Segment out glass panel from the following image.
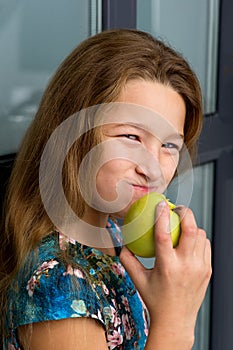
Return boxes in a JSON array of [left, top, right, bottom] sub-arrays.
[[137, 0, 220, 115], [139, 162, 214, 350], [169, 162, 214, 350], [0, 0, 101, 156]]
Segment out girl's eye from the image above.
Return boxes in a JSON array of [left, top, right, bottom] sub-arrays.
[[120, 134, 140, 141], [162, 143, 180, 151]]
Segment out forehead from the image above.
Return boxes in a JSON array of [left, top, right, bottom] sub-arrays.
[[116, 79, 185, 134], [98, 101, 184, 141]]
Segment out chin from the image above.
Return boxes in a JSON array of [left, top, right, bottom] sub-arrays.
[[112, 196, 140, 219]]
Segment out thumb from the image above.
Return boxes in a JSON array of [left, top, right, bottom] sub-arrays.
[[154, 200, 173, 259]]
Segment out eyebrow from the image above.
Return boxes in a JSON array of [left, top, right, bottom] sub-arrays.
[[108, 122, 184, 140], [164, 132, 184, 140]]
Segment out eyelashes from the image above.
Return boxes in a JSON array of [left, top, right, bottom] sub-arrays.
[[162, 143, 180, 151], [119, 135, 182, 152], [119, 134, 140, 142]]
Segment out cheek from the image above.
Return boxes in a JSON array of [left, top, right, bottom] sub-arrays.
[[160, 155, 179, 184], [95, 160, 126, 198], [96, 164, 114, 189]]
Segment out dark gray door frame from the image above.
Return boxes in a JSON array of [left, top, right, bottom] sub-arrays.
[[201, 1, 233, 349]]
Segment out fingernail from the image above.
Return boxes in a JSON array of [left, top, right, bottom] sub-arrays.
[[157, 200, 167, 208], [156, 200, 167, 214]]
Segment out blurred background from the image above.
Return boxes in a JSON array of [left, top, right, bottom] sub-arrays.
[[0, 1, 232, 349]]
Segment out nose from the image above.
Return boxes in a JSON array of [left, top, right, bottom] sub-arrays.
[[135, 161, 163, 182], [135, 147, 164, 184]]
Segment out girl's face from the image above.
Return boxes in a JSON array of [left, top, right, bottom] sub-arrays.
[[90, 80, 186, 219]]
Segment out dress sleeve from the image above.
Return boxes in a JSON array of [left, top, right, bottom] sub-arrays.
[[11, 258, 106, 329]]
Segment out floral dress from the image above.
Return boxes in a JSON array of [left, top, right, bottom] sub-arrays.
[[5, 218, 149, 349]]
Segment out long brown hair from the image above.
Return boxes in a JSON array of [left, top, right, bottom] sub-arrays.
[[0, 28, 203, 338]]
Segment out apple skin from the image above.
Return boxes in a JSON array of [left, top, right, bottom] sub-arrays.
[[122, 192, 180, 258]]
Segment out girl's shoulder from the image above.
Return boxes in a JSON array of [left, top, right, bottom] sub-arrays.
[[7, 229, 149, 349], [8, 232, 98, 321], [8, 228, 124, 327]]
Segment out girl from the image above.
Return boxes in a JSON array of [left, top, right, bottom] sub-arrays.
[[0, 29, 211, 349]]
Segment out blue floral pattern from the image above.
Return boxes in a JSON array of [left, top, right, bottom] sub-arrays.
[[5, 218, 149, 349]]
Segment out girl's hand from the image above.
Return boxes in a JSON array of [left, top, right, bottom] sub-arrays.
[[120, 200, 212, 349]]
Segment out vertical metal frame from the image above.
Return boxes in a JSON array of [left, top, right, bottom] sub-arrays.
[[102, 0, 136, 29], [205, 0, 220, 114], [90, 0, 102, 35], [206, 3, 233, 349], [199, 1, 233, 344], [210, 152, 233, 350]]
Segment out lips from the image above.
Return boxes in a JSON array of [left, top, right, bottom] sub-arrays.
[[131, 177, 166, 195], [132, 184, 155, 193]]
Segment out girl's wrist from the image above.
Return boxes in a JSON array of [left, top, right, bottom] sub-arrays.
[[145, 321, 195, 350], [145, 332, 194, 350]]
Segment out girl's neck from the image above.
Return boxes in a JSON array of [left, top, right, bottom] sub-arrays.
[[81, 208, 109, 228], [60, 209, 118, 256], [81, 210, 117, 256]]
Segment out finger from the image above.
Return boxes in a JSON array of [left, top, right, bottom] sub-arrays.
[[202, 238, 212, 284], [194, 228, 207, 258], [120, 246, 148, 290], [204, 238, 212, 268], [154, 200, 173, 259], [175, 206, 198, 254]]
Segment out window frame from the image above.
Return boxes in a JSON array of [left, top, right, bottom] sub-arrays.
[[102, 1, 233, 349]]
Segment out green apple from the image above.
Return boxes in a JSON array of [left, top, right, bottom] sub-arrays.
[[122, 192, 180, 258]]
